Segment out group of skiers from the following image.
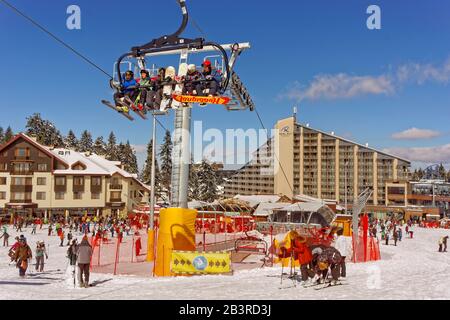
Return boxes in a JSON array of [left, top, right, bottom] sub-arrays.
[[277, 228, 352, 287], [113, 60, 222, 113]]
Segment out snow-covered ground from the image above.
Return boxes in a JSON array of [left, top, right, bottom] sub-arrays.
[[1, 225, 449, 300]]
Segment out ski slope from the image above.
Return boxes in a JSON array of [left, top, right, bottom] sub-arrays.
[[0, 226, 449, 300]]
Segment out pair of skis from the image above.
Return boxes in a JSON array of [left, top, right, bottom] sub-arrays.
[[101, 96, 147, 122]]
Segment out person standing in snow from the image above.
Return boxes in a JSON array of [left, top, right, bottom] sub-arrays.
[[333, 229, 352, 278], [76, 236, 93, 288], [393, 226, 398, 246], [385, 229, 390, 245], [59, 230, 65, 247], [0, 227, 9, 247], [67, 231, 73, 246], [35, 241, 48, 272], [397, 227, 402, 242], [439, 236, 449, 252], [13, 236, 32, 277]]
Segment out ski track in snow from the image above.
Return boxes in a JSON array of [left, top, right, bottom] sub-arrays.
[[0, 227, 449, 300]]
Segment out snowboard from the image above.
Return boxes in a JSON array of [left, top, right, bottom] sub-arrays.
[[101, 100, 134, 121], [123, 95, 148, 120], [172, 94, 231, 105], [159, 66, 176, 112], [171, 63, 189, 109]]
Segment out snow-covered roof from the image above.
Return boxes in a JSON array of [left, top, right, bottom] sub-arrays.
[[276, 202, 326, 213], [253, 202, 292, 217], [47, 148, 149, 191], [233, 195, 281, 207]]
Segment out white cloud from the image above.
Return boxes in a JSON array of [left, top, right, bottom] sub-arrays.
[[285, 56, 450, 102], [391, 128, 441, 140], [396, 58, 450, 85], [285, 74, 394, 101], [383, 144, 450, 164]]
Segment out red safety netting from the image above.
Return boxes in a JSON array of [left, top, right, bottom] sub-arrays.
[[90, 228, 152, 277], [352, 214, 381, 263]]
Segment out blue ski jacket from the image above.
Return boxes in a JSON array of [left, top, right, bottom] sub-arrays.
[[122, 78, 137, 94]]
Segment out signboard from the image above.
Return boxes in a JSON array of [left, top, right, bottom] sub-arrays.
[[171, 251, 231, 275]]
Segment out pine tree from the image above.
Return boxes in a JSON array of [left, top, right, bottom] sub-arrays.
[[197, 159, 219, 202], [4, 126, 14, 143], [78, 130, 93, 153], [0, 127, 4, 144], [65, 130, 78, 150], [159, 130, 173, 194], [188, 160, 200, 201], [438, 163, 446, 180], [25, 113, 63, 147], [125, 141, 139, 174], [142, 140, 161, 183], [93, 136, 107, 156], [106, 132, 118, 161]]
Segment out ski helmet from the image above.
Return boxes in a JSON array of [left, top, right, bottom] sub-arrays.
[[125, 70, 134, 77], [140, 69, 149, 76], [188, 64, 196, 73], [202, 60, 212, 67]]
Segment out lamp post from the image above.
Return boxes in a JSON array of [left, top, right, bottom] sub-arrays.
[[147, 111, 166, 262]]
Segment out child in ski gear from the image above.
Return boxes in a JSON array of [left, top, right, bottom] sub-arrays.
[[13, 237, 32, 277], [292, 236, 312, 283], [35, 241, 48, 272], [199, 60, 222, 96], [136, 69, 151, 111], [313, 246, 342, 284], [183, 64, 203, 96], [76, 236, 93, 288], [31, 223, 36, 234], [114, 70, 138, 111]]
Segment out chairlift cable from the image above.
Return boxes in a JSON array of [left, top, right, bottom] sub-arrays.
[[0, 0, 112, 79]]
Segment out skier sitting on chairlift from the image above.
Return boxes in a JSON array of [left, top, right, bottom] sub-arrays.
[[113, 70, 138, 112], [199, 60, 222, 96], [182, 64, 203, 96], [135, 69, 151, 111]]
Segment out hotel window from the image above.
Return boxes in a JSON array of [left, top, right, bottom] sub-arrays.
[[0, 177, 6, 185], [13, 162, 32, 174], [37, 177, 46, 186], [11, 192, 31, 201], [91, 177, 102, 186], [37, 163, 48, 172], [36, 192, 46, 200], [55, 192, 65, 200], [0, 163, 7, 171], [74, 177, 84, 186], [0, 192, 6, 200], [110, 191, 121, 200], [11, 177, 32, 186], [73, 192, 83, 200], [55, 177, 66, 186], [111, 177, 120, 185], [15, 148, 30, 157], [91, 193, 100, 200]]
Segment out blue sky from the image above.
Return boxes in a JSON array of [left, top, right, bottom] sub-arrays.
[[1, 0, 450, 169]]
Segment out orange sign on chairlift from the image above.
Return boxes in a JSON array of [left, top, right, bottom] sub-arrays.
[[172, 94, 231, 105]]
